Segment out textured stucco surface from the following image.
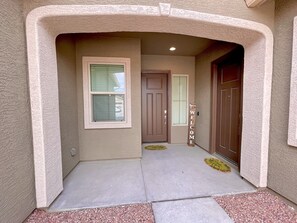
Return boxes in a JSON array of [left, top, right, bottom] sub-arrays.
[[141, 55, 195, 144], [195, 42, 238, 151], [23, 0, 275, 30], [26, 17, 64, 207], [25, 4, 273, 207], [268, 0, 297, 204], [76, 35, 142, 161], [56, 35, 80, 178], [288, 17, 297, 146], [0, 0, 36, 222]]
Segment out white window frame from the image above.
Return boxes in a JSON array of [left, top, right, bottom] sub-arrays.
[[288, 17, 297, 147], [82, 57, 131, 129], [172, 74, 189, 126]]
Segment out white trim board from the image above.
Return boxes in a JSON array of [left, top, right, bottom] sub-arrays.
[[26, 3, 273, 207]]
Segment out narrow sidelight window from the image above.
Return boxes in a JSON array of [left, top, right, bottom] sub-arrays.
[[172, 75, 188, 126]]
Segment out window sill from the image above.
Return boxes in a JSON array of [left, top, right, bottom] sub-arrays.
[[172, 124, 188, 127], [84, 122, 132, 129]]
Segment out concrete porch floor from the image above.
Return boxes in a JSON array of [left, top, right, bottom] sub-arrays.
[[49, 144, 255, 213]]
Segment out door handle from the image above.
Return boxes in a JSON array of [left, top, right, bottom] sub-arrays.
[[164, 110, 167, 125]]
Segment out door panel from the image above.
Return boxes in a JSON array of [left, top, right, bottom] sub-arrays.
[[146, 93, 153, 135], [156, 93, 163, 135], [216, 52, 243, 164], [142, 73, 168, 142], [230, 87, 240, 153], [219, 89, 229, 149]]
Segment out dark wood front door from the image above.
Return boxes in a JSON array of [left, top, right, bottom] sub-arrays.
[[216, 49, 243, 164], [141, 72, 168, 142]]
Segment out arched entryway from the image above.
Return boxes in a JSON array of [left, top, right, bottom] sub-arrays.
[[26, 3, 273, 207]]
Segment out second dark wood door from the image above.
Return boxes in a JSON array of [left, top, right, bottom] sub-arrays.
[[141, 73, 168, 142], [216, 50, 243, 164]]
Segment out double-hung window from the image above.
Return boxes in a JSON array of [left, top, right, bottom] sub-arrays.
[[83, 57, 131, 129]]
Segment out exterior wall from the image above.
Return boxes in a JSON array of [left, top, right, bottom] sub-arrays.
[[0, 0, 36, 222], [25, 4, 274, 206], [23, 0, 275, 30], [56, 35, 80, 177], [76, 35, 142, 161], [268, 0, 297, 204], [142, 55, 195, 144], [195, 42, 238, 151]]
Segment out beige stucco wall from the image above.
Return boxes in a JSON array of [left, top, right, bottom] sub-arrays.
[[56, 35, 80, 177], [268, 0, 297, 204], [23, 0, 275, 30], [0, 0, 36, 222], [75, 35, 142, 161], [142, 55, 195, 144], [195, 42, 238, 151]]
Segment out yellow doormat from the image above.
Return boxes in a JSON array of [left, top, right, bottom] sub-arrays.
[[204, 158, 231, 172], [144, 145, 167, 150]]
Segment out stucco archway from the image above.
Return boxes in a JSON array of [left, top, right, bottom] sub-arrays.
[[26, 3, 273, 208]]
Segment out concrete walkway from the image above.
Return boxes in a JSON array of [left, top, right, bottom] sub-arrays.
[[49, 144, 255, 222], [153, 198, 233, 223]]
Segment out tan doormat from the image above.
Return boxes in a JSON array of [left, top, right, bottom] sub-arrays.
[[204, 158, 231, 172], [144, 145, 167, 150]]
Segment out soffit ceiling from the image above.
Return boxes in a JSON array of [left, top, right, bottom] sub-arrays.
[[96, 32, 218, 57]]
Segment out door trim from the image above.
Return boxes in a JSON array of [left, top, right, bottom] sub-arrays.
[[141, 70, 171, 143], [210, 47, 244, 166]]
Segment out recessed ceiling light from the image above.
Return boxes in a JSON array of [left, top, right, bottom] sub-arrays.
[[169, 47, 176, 51]]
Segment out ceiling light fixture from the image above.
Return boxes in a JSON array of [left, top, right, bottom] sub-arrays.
[[169, 47, 176, 51]]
